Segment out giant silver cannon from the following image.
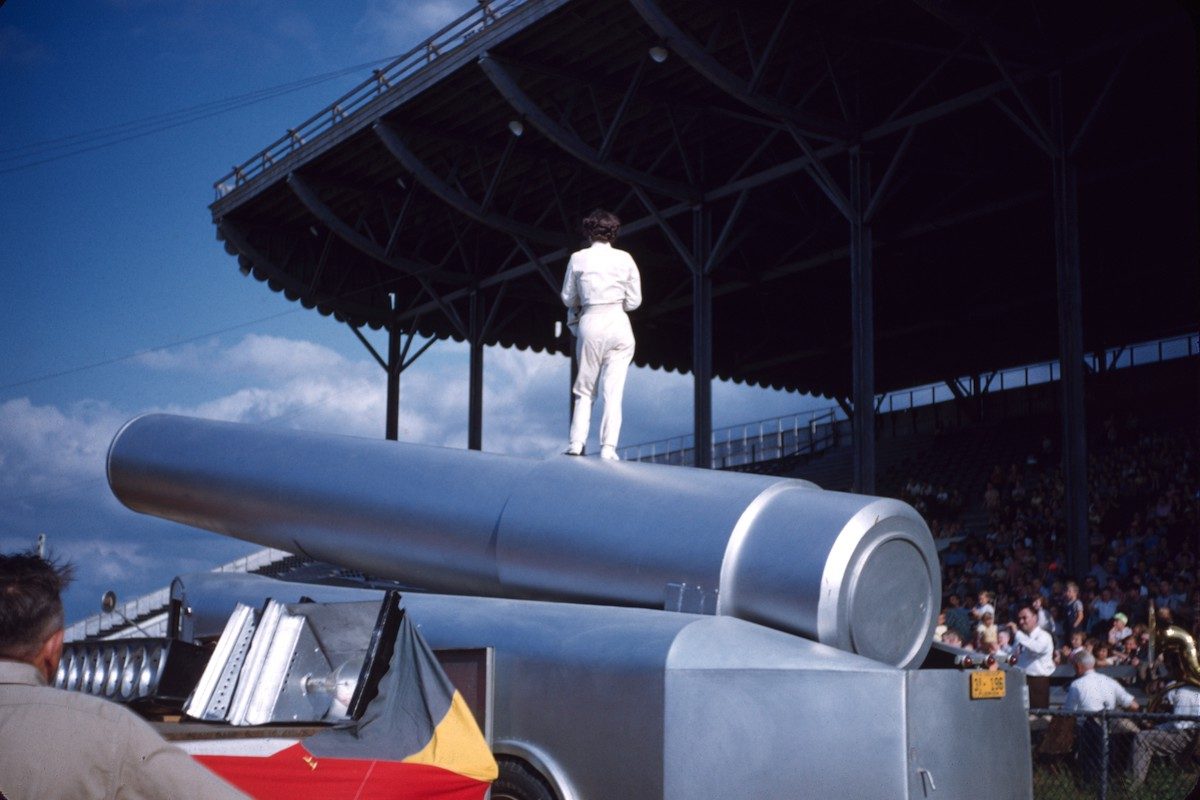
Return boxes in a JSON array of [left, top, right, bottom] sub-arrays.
[[108, 413, 938, 668]]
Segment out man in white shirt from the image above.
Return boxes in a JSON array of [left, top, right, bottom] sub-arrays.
[[1065, 650, 1140, 783], [1064, 650, 1140, 715], [1129, 682, 1200, 786], [1009, 605, 1056, 709], [561, 209, 642, 461]]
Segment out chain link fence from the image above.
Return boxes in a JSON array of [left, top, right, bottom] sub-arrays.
[[1031, 709, 1200, 799]]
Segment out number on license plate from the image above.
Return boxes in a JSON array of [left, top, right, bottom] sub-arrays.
[[970, 670, 1006, 700]]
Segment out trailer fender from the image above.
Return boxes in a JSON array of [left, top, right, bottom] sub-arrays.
[[493, 741, 578, 800]]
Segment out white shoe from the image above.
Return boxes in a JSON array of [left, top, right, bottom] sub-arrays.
[[565, 443, 583, 456], [600, 446, 619, 461]]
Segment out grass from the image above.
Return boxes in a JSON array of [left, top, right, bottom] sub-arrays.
[[1033, 761, 1198, 799]]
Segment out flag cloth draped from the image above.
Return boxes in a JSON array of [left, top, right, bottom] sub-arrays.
[[198, 612, 496, 799]]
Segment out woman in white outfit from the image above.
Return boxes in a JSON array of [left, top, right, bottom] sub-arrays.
[[561, 209, 642, 460]]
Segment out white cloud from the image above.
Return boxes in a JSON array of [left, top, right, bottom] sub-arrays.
[[354, 0, 474, 57], [0, 398, 124, 496]]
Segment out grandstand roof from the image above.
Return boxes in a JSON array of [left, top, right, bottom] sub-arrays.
[[210, 0, 1198, 400]]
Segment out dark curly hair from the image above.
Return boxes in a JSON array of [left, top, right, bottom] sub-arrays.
[[0, 551, 74, 660], [582, 209, 621, 243]]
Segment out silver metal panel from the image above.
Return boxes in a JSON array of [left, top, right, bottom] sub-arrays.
[[904, 668, 1033, 800], [169, 575, 1029, 800], [250, 614, 332, 723], [402, 593, 680, 800], [110, 415, 938, 666], [186, 603, 257, 721], [664, 617, 908, 799]]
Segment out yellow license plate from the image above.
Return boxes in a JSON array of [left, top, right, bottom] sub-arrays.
[[970, 670, 1006, 700]]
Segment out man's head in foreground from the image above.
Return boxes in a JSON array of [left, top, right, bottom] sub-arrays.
[[0, 551, 74, 682]]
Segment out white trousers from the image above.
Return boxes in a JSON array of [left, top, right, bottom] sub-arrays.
[[569, 305, 635, 450]]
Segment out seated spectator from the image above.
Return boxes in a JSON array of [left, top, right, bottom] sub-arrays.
[[941, 629, 967, 649], [934, 611, 948, 642], [975, 612, 999, 650], [1060, 631, 1086, 664], [1128, 670, 1200, 787], [945, 594, 972, 643], [971, 590, 995, 622], [1108, 612, 1133, 647], [995, 628, 1014, 657], [1064, 650, 1140, 783], [1091, 588, 1119, 632]]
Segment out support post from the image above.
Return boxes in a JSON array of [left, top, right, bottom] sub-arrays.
[[386, 297, 401, 441], [849, 147, 876, 493], [468, 291, 484, 451], [692, 206, 713, 468], [1050, 74, 1089, 578]]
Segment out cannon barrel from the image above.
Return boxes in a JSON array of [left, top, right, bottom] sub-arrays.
[[108, 414, 939, 667]]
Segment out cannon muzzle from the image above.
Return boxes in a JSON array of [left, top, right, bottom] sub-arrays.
[[108, 414, 939, 667]]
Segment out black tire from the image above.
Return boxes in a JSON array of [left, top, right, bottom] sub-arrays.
[[491, 757, 557, 800]]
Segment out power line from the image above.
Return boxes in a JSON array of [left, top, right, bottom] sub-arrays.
[[0, 309, 301, 392], [0, 56, 399, 175]]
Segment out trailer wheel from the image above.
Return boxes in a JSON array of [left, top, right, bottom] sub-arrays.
[[492, 757, 556, 800]]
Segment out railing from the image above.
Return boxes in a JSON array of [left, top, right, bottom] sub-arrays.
[[214, 0, 530, 199], [620, 332, 1198, 470], [64, 547, 294, 641], [619, 407, 840, 468], [1032, 708, 1200, 800]]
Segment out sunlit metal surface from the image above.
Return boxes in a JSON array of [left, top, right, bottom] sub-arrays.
[[165, 578, 1031, 800], [109, 414, 939, 667]]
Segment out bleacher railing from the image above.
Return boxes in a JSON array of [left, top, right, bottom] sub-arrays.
[[619, 408, 840, 468], [620, 332, 1198, 469], [214, 0, 529, 199], [64, 547, 293, 641]]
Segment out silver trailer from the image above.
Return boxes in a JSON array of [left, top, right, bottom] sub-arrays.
[[109, 414, 1033, 799]]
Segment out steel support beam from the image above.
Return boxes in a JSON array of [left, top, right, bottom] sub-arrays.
[[469, 290, 485, 451], [849, 147, 875, 493], [373, 122, 567, 248], [1050, 74, 1089, 579], [478, 54, 696, 202], [287, 172, 469, 337], [286, 173, 466, 287], [627, 0, 852, 142], [692, 206, 713, 468], [386, 307, 401, 442]]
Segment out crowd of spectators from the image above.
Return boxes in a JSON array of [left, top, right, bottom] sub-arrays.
[[926, 414, 1198, 691]]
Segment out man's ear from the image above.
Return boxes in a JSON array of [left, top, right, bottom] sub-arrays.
[[36, 629, 65, 684]]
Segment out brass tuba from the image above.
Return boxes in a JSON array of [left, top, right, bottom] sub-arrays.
[[1148, 603, 1200, 710]]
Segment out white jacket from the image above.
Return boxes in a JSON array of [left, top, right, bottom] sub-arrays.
[[561, 241, 642, 313]]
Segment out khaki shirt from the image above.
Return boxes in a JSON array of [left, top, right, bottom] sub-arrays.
[[0, 659, 249, 800]]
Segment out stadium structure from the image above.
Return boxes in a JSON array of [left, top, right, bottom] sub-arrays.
[[70, 0, 1198, 636], [54, 7, 1198, 799], [199, 0, 1196, 583]]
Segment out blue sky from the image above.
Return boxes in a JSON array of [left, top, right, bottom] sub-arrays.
[[0, 1, 820, 622]]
